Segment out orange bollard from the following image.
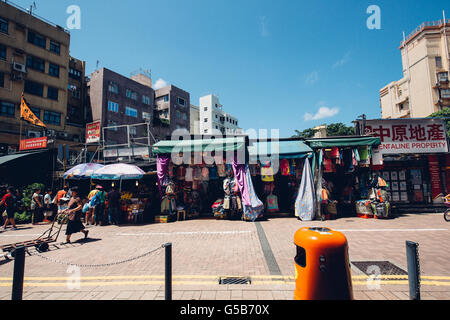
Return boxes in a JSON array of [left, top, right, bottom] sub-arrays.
[[294, 227, 353, 300]]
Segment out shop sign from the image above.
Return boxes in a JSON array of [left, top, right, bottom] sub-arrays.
[[19, 137, 48, 151], [104, 147, 149, 158], [86, 121, 101, 144], [428, 155, 443, 200], [104, 149, 118, 158], [360, 119, 448, 154]]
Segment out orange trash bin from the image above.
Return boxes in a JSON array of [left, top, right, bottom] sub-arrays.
[[294, 227, 353, 300]]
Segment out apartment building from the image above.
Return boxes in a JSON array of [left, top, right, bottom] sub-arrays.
[[380, 18, 450, 119], [67, 57, 90, 132], [190, 104, 200, 135], [199, 94, 241, 135], [88, 68, 155, 147], [0, 1, 87, 154], [153, 85, 190, 141]]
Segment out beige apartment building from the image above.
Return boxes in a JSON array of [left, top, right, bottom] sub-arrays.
[[380, 18, 450, 119], [0, 1, 85, 154]]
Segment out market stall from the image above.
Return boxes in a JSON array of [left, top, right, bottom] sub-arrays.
[[152, 136, 265, 222], [91, 163, 149, 224], [305, 136, 386, 220], [247, 139, 313, 217]]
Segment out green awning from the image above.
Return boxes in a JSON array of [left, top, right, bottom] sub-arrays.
[[306, 136, 381, 149], [248, 140, 313, 160], [0, 151, 46, 166], [152, 137, 246, 154]]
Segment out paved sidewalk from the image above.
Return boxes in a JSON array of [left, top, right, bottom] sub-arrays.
[[0, 213, 448, 300]]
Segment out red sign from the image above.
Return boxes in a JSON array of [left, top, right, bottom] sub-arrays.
[[86, 121, 101, 144], [428, 155, 443, 200], [360, 119, 448, 154], [19, 137, 48, 151]]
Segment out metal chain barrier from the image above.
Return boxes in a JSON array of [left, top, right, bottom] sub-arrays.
[[32, 244, 165, 268]]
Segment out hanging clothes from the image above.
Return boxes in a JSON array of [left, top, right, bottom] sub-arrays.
[[295, 159, 316, 221], [185, 167, 194, 182], [177, 166, 186, 180], [201, 167, 210, 181], [217, 164, 226, 177], [157, 155, 170, 198], [280, 159, 290, 176], [209, 166, 218, 180], [266, 194, 279, 213], [261, 165, 274, 182], [242, 165, 264, 222], [232, 157, 251, 205]]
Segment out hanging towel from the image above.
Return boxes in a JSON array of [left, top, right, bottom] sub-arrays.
[[242, 165, 264, 221], [157, 155, 170, 199]]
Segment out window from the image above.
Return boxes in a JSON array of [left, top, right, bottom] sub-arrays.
[[26, 55, 45, 72], [108, 81, 119, 94], [163, 95, 169, 102], [47, 87, 58, 101], [43, 111, 61, 125], [108, 121, 118, 131], [438, 72, 448, 82], [436, 56, 442, 69], [29, 106, 40, 119], [69, 68, 82, 80], [0, 44, 5, 60], [70, 106, 77, 116], [28, 30, 46, 49], [49, 63, 60, 77], [177, 97, 186, 106], [0, 17, 8, 34], [0, 72, 4, 88], [442, 89, 450, 99], [126, 89, 138, 100], [142, 112, 151, 121], [204, 107, 208, 112], [204, 129, 208, 133], [204, 118, 208, 123], [49, 40, 60, 54], [130, 127, 137, 135], [24, 81, 44, 97], [125, 106, 138, 117], [108, 101, 119, 113], [182, 113, 187, 121], [71, 89, 81, 99], [142, 95, 151, 105], [0, 101, 14, 117]]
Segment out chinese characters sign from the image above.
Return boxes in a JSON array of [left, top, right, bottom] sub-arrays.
[[86, 121, 101, 144], [19, 137, 48, 151], [361, 119, 448, 154]]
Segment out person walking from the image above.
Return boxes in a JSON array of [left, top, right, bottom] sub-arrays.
[[56, 185, 69, 212], [86, 188, 99, 225], [0, 187, 17, 230], [31, 188, 44, 225], [107, 186, 121, 225], [62, 187, 89, 244]]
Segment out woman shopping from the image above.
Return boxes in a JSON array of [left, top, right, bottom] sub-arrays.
[[62, 187, 89, 244]]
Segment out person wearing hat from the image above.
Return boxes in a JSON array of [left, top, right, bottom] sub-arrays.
[[93, 185, 106, 226]]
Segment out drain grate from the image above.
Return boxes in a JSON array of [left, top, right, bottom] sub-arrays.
[[352, 261, 408, 276], [219, 277, 251, 285]]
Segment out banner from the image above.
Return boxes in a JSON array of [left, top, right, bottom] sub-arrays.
[[428, 155, 443, 200], [359, 119, 448, 154], [20, 94, 46, 128], [86, 121, 101, 144], [19, 137, 48, 151]]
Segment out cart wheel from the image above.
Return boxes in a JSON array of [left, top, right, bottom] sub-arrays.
[[10, 250, 15, 258], [36, 243, 49, 253]]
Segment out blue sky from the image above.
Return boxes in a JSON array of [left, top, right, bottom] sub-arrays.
[[11, 0, 450, 137]]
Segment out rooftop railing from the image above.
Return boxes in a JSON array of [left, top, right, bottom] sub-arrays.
[[402, 19, 450, 46]]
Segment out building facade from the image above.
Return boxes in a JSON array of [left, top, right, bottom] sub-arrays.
[[190, 104, 200, 135], [380, 18, 450, 119], [153, 85, 190, 141], [199, 94, 241, 135], [88, 68, 155, 147], [0, 1, 86, 155]]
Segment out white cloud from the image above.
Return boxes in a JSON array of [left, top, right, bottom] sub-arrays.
[[304, 106, 339, 121], [305, 71, 319, 85], [153, 78, 168, 90], [333, 52, 351, 68], [260, 16, 269, 37]]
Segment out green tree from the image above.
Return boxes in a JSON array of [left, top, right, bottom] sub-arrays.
[[293, 123, 355, 138], [292, 128, 316, 139], [429, 107, 450, 137]]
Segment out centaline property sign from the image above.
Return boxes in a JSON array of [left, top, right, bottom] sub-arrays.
[[360, 119, 448, 154]]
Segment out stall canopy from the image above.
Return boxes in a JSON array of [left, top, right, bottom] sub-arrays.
[[91, 163, 145, 180], [152, 137, 246, 154], [248, 140, 313, 160], [63, 163, 105, 180], [306, 136, 381, 149]]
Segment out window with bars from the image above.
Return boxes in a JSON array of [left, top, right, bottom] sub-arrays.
[[125, 106, 138, 117], [26, 55, 45, 72], [28, 30, 46, 49], [108, 101, 119, 113], [43, 110, 61, 125], [108, 81, 119, 94], [49, 40, 60, 55], [0, 101, 14, 117], [49, 63, 60, 77]]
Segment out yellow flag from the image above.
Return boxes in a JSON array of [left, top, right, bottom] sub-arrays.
[[20, 94, 46, 128]]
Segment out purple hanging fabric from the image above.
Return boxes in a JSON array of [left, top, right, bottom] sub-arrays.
[[157, 154, 170, 198], [232, 156, 251, 206]]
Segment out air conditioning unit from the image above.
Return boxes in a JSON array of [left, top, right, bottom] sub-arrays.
[[28, 130, 41, 138], [46, 129, 56, 137], [13, 62, 27, 73]]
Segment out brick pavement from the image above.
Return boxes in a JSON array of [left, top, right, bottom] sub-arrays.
[[0, 213, 448, 300]]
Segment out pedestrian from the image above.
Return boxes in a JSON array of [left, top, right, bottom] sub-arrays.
[[86, 187, 99, 225], [107, 186, 121, 225], [62, 186, 89, 244], [43, 189, 54, 223], [31, 188, 44, 225], [55, 185, 69, 212], [93, 185, 106, 226], [0, 187, 17, 230]]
